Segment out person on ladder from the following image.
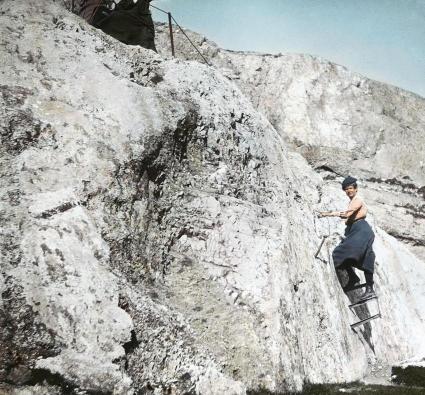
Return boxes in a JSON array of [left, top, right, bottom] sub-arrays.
[[318, 176, 376, 301]]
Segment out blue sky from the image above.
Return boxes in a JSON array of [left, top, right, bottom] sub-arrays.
[[151, 0, 425, 98]]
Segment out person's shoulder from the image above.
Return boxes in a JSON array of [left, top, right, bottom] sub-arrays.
[[354, 195, 365, 204]]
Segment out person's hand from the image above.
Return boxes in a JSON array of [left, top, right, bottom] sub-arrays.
[[317, 211, 325, 218]]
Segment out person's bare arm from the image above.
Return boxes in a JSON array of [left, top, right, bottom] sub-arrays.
[[317, 211, 343, 218], [319, 198, 362, 219], [339, 198, 362, 219]]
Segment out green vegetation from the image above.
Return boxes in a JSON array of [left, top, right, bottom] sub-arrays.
[[248, 382, 425, 395]]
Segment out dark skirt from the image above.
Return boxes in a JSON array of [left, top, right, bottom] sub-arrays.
[[332, 219, 375, 273], [89, 0, 157, 51]]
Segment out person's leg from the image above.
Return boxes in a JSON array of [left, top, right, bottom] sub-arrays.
[[360, 231, 376, 300], [135, 0, 156, 51], [341, 260, 360, 291], [97, 11, 137, 44], [98, 2, 156, 50], [365, 271, 374, 286], [361, 270, 376, 299], [133, 25, 156, 51], [346, 265, 360, 282]]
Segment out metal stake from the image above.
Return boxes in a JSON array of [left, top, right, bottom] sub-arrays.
[[168, 12, 175, 57], [314, 235, 328, 258]]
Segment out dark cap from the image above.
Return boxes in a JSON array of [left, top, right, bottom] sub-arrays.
[[342, 176, 357, 190]]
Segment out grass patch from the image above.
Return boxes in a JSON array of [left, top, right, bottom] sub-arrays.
[[248, 382, 425, 394]]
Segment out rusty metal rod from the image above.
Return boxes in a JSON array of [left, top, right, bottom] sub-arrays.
[[150, 3, 209, 65], [314, 235, 328, 258], [170, 14, 209, 65], [168, 12, 175, 57]]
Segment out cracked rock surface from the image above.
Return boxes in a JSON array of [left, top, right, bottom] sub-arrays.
[[155, 24, 425, 261], [1, 2, 425, 394]]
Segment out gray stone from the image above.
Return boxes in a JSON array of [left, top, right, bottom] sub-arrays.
[[155, 22, 425, 261], [0, 1, 424, 394]]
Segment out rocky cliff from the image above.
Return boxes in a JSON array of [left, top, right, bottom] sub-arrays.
[[156, 24, 425, 262], [1, 2, 425, 394]]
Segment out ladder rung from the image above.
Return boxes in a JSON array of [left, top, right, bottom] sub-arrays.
[[349, 296, 378, 309], [347, 283, 367, 291], [350, 313, 381, 329]]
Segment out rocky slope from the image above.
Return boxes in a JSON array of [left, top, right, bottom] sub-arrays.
[[155, 24, 425, 262], [1, 2, 425, 394]]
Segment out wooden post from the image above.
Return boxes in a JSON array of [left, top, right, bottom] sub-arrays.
[[168, 12, 175, 57]]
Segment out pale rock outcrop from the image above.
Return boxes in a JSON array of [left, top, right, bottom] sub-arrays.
[[155, 23, 425, 261], [0, 2, 424, 394]]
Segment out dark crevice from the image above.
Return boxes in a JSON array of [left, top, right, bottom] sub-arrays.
[[117, 296, 140, 371], [123, 330, 140, 355], [367, 177, 425, 199], [394, 203, 425, 220], [24, 369, 76, 394], [315, 165, 344, 178], [118, 296, 138, 354], [1, 85, 59, 156], [0, 279, 62, 385], [172, 111, 198, 162], [105, 110, 200, 284], [38, 201, 77, 219], [18, 368, 111, 394], [386, 232, 425, 247]]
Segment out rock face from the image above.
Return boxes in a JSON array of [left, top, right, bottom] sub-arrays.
[[155, 23, 425, 262], [1, 1, 425, 394]]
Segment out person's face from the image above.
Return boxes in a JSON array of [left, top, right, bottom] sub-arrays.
[[344, 185, 357, 198]]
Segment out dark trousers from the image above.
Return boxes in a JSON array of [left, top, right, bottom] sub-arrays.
[[340, 259, 374, 285], [92, 0, 156, 51]]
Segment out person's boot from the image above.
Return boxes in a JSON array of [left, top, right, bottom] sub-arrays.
[[343, 273, 361, 292], [360, 284, 376, 300]]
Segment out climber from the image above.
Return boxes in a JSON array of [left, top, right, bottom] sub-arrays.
[[318, 176, 376, 301], [78, 0, 157, 51]]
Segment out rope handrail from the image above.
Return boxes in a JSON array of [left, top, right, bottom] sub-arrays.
[[68, 1, 209, 65], [150, 3, 210, 66], [170, 14, 210, 65], [150, 4, 168, 14]]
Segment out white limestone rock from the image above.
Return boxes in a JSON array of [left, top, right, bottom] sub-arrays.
[[0, 2, 425, 394], [155, 23, 425, 261]]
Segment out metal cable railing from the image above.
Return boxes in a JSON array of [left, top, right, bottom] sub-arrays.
[[150, 3, 210, 66], [69, 1, 210, 65]]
